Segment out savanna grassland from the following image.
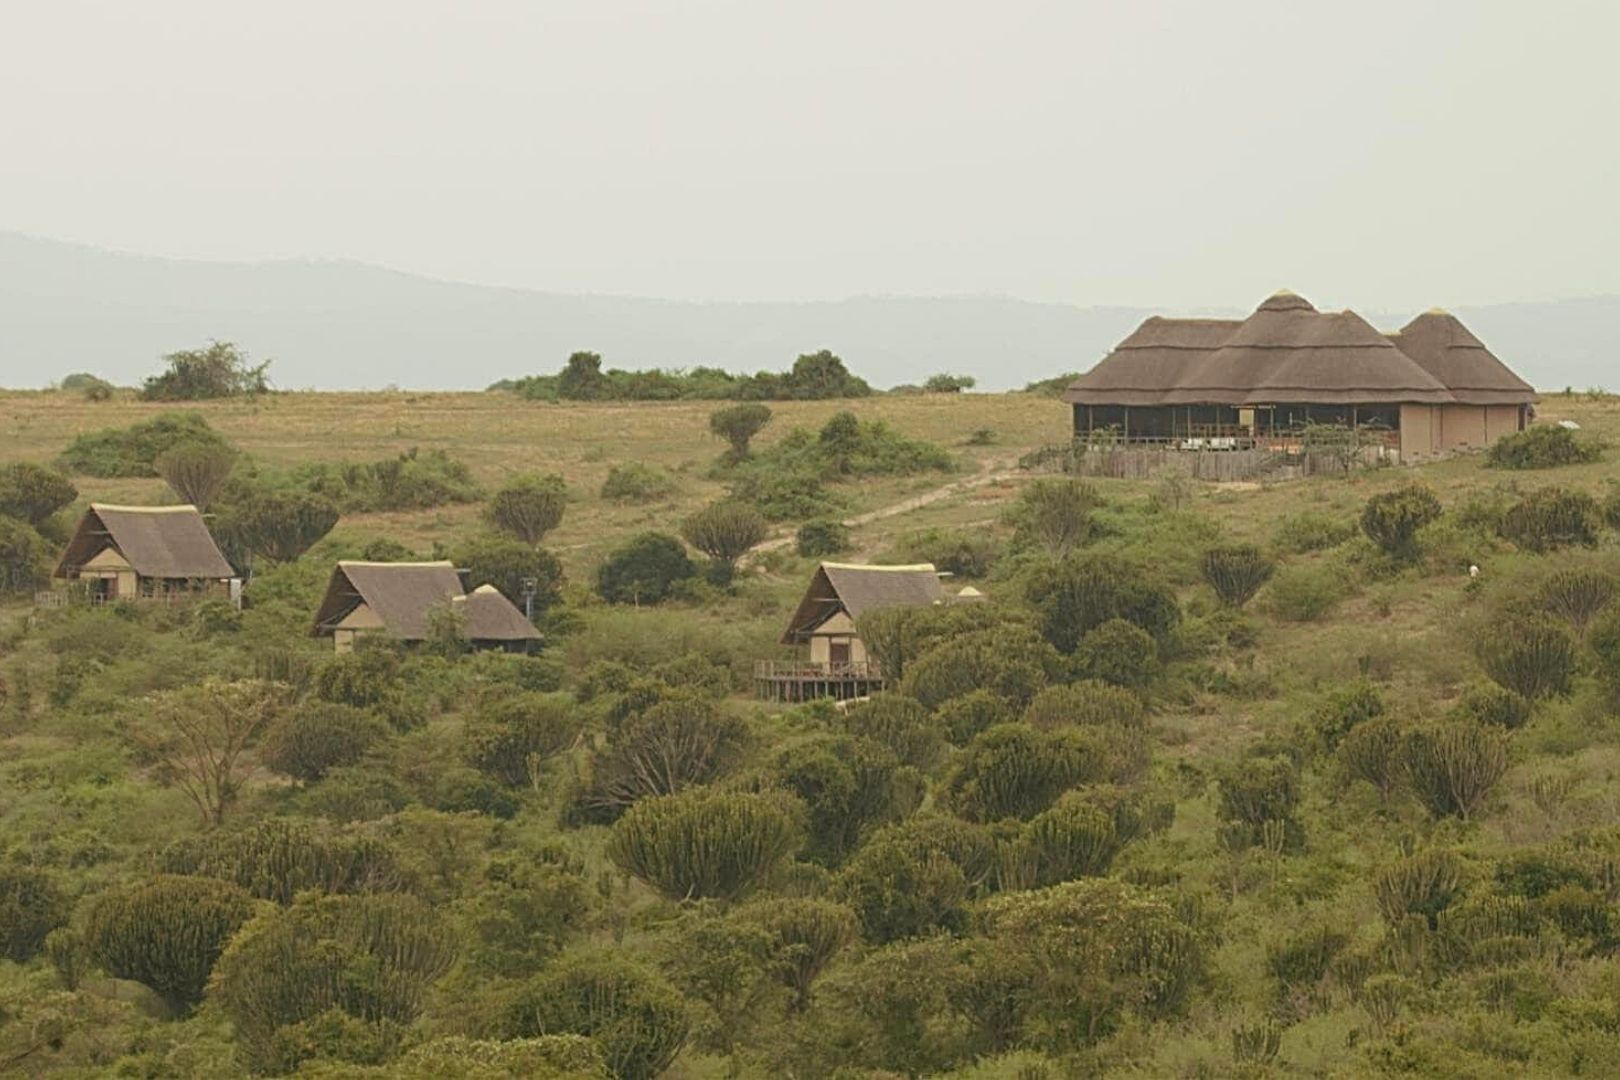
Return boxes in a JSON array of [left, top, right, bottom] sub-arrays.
[[4, 381, 1620, 1079]]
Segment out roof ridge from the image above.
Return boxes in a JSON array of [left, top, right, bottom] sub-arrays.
[[91, 502, 201, 514], [821, 561, 938, 573], [337, 559, 456, 568]]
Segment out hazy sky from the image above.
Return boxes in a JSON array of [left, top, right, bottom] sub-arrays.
[[4, 1, 1616, 308]]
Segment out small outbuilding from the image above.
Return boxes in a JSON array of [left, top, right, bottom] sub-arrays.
[[54, 503, 238, 604], [311, 560, 541, 654], [758, 562, 946, 701]]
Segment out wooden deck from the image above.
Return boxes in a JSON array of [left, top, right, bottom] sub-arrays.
[[755, 660, 886, 703]]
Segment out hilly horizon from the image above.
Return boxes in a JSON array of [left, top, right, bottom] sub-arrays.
[[2, 230, 1615, 394]]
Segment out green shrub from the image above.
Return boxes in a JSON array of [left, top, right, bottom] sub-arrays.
[[838, 693, 946, 770], [1403, 721, 1509, 820], [213, 892, 456, 1074], [770, 735, 923, 866], [596, 532, 697, 605], [681, 500, 768, 585], [836, 815, 997, 942], [0, 462, 77, 526], [141, 340, 269, 401], [83, 874, 255, 1009], [924, 373, 976, 393], [1312, 680, 1385, 749], [1474, 616, 1576, 699], [734, 897, 856, 1009], [1008, 788, 1142, 888], [500, 952, 692, 1080], [0, 516, 50, 595], [725, 460, 836, 521], [1022, 680, 1144, 730], [463, 692, 582, 787], [1268, 925, 1349, 996], [1274, 511, 1356, 554], [154, 441, 237, 510], [0, 865, 66, 962], [261, 703, 389, 783], [1591, 609, 1620, 699], [942, 724, 1109, 822], [1375, 850, 1462, 928], [1073, 618, 1160, 688], [1360, 483, 1443, 560], [1336, 716, 1407, 801], [709, 402, 773, 457], [1024, 553, 1180, 653], [1604, 486, 1620, 531], [1498, 487, 1602, 552], [887, 526, 998, 579], [1448, 683, 1533, 729], [61, 372, 114, 400], [57, 411, 231, 477], [607, 789, 802, 903], [300, 765, 414, 823], [1485, 424, 1602, 469], [937, 690, 1021, 744], [159, 817, 403, 903], [1266, 562, 1347, 622], [289, 447, 480, 512], [456, 857, 595, 976], [601, 462, 679, 503], [1202, 545, 1275, 607], [1536, 567, 1617, 633], [222, 487, 340, 562], [1216, 756, 1299, 834], [1012, 478, 1100, 558], [795, 518, 851, 557], [900, 627, 1057, 710], [581, 692, 749, 820], [486, 473, 567, 544], [453, 535, 564, 620]]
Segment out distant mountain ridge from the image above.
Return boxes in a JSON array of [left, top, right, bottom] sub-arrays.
[[0, 231, 1612, 393]]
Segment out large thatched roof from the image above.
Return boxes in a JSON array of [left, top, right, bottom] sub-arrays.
[[780, 562, 943, 645], [312, 561, 540, 643], [1387, 310, 1538, 405], [1063, 291, 1533, 408], [55, 503, 234, 580]]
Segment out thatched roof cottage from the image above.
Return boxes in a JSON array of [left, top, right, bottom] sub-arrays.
[[54, 503, 237, 604], [312, 560, 541, 653]]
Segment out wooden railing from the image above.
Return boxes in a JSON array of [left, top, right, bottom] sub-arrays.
[[754, 660, 884, 681]]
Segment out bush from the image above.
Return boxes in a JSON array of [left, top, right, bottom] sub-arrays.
[[1592, 609, 1620, 699], [887, 526, 998, 579], [601, 462, 678, 503], [709, 402, 773, 458], [596, 532, 697, 605], [581, 693, 750, 819], [1266, 563, 1347, 622], [159, 817, 403, 903], [1073, 618, 1160, 688], [1216, 757, 1299, 833], [486, 473, 567, 544], [500, 952, 692, 1080], [61, 372, 114, 400], [83, 874, 255, 1009], [1376, 850, 1462, 929], [1498, 487, 1602, 552], [942, 724, 1109, 822], [212, 892, 456, 1074], [1337, 715, 1407, 801], [1449, 683, 1533, 730], [1274, 511, 1356, 554], [734, 897, 856, 1009], [1022, 680, 1144, 731], [141, 340, 269, 400], [0, 865, 66, 962], [725, 460, 835, 521], [900, 626, 1057, 710], [1013, 478, 1100, 558], [1202, 545, 1275, 607], [838, 693, 946, 770], [1536, 567, 1617, 633], [292, 448, 480, 512], [924, 373, 976, 393], [1360, 484, 1443, 560], [463, 692, 582, 787], [1025, 553, 1180, 653], [938, 690, 1020, 744], [223, 487, 340, 563], [453, 535, 564, 619], [836, 815, 997, 942], [1009, 789, 1142, 888], [57, 411, 231, 478], [1403, 721, 1509, 820], [0, 516, 51, 595], [0, 462, 77, 526], [154, 441, 237, 510], [1485, 424, 1602, 469], [795, 518, 851, 558], [607, 789, 802, 903], [1312, 680, 1385, 750], [262, 703, 390, 782], [1474, 616, 1576, 699], [771, 735, 923, 866], [681, 500, 768, 584]]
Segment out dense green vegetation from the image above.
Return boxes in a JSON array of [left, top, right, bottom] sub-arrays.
[[7, 389, 1620, 1077], [492, 349, 872, 402]]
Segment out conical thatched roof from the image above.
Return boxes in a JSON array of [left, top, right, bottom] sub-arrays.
[[454, 585, 543, 642], [780, 562, 943, 645], [55, 503, 234, 580], [1386, 311, 1537, 405], [1063, 291, 1526, 408]]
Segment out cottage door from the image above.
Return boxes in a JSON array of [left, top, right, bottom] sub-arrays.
[[829, 640, 851, 669]]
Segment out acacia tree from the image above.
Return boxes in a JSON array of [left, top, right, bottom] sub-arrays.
[[486, 473, 567, 544], [154, 441, 237, 510], [0, 462, 77, 526], [141, 340, 270, 401], [709, 403, 773, 459], [681, 500, 768, 584], [128, 679, 285, 826]]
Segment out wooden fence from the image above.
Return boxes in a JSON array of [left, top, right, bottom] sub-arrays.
[[1020, 441, 1399, 482]]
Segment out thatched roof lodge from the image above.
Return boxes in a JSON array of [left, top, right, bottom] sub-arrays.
[[1063, 291, 1536, 458], [312, 560, 540, 654], [54, 503, 237, 603]]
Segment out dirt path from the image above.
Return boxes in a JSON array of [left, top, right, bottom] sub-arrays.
[[749, 455, 1024, 559]]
